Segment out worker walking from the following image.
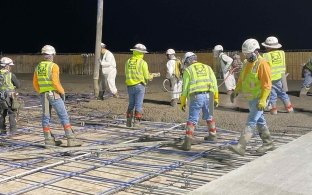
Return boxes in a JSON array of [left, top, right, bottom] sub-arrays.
[[125, 43, 153, 127], [229, 38, 274, 156], [299, 57, 312, 96], [179, 52, 219, 151], [33, 45, 82, 148], [165, 48, 183, 107], [99, 43, 119, 99], [213, 45, 236, 94], [262, 36, 294, 114], [0, 57, 20, 136]]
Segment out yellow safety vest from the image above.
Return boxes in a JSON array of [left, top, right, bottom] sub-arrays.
[[185, 62, 215, 94], [35, 61, 56, 93], [174, 59, 182, 79], [263, 50, 285, 81], [305, 61, 312, 71], [240, 58, 264, 100], [0, 70, 14, 91], [125, 57, 146, 86]]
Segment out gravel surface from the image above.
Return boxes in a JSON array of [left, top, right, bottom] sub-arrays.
[[17, 74, 312, 134]]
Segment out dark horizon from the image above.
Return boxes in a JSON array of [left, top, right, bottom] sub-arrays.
[[1, 0, 312, 54]]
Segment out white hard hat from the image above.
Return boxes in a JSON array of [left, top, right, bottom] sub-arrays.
[[166, 48, 175, 55], [101, 43, 106, 48], [262, 36, 282, 49], [130, 43, 148, 53], [183, 51, 197, 66], [184, 52, 196, 59], [242, 38, 260, 53], [213, 45, 223, 52], [41, 45, 56, 55], [0, 57, 14, 67]]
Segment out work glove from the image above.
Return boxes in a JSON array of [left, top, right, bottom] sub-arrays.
[[61, 93, 66, 102], [179, 95, 187, 112], [214, 92, 219, 107], [257, 89, 270, 111], [230, 92, 238, 103]]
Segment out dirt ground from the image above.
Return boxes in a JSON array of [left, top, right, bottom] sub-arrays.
[[17, 73, 312, 134]]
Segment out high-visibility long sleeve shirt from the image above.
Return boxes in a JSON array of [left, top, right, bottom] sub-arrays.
[[236, 57, 272, 93], [33, 63, 65, 94]]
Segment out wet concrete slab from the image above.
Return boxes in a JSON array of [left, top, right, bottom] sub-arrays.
[[188, 131, 312, 195]]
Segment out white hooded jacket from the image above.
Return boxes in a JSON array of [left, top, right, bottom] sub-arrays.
[[101, 50, 117, 74]]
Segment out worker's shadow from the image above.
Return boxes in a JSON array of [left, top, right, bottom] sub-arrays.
[[287, 90, 312, 97], [143, 99, 171, 105]]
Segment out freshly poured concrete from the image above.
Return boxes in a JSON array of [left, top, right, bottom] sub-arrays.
[[189, 131, 312, 195]]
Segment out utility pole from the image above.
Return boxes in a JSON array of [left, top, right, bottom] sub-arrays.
[[93, 0, 103, 98]]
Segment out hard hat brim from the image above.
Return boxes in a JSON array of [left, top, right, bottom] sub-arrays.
[[261, 42, 282, 49], [130, 48, 148, 53]]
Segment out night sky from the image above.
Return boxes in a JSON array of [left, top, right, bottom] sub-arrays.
[[1, 0, 312, 53]]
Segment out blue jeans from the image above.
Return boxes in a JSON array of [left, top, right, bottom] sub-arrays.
[[40, 92, 70, 127], [303, 69, 312, 88], [127, 84, 145, 113], [188, 93, 213, 125], [247, 98, 266, 128], [268, 79, 290, 106]]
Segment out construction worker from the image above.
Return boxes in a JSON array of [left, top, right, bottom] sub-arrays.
[[213, 45, 236, 94], [229, 38, 274, 156], [165, 48, 182, 107], [125, 43, 153, 127], [179, 52, 219, 151], [33, 45, 82, 148], [0, 57, 20, 136], [299, 57, 312, 96], [99, 43, 119, 99], [262, 36, 294, 114]]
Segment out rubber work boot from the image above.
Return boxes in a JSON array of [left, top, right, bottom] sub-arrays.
[[170, 98, 178, 107], [270, 106, 278, 115], [256, 126, 274, 153], [126, 110, 134, 127], [204, 131, 217, 141], [283, 100, 294, 113], [204, 119, 217, 141], [44, 132, 62, 148], [181, 122, 195, 151], [299, 87, 310, 97], [98, 90, 104, 100], [66, 134, 82, 147], [113, 92, 119, 98], [228, 128, 253, 156], [65, 127, 82, 147], [134, 111, 142, 127]]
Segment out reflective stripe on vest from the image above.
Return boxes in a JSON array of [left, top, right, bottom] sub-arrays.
[[35, 61, 56, 93], [185, 62, 214, 94], [263, 50, 285, 81], [125, 58, 145, 86], [0, 70, 14, 91], [241, 58, 263, 100]]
